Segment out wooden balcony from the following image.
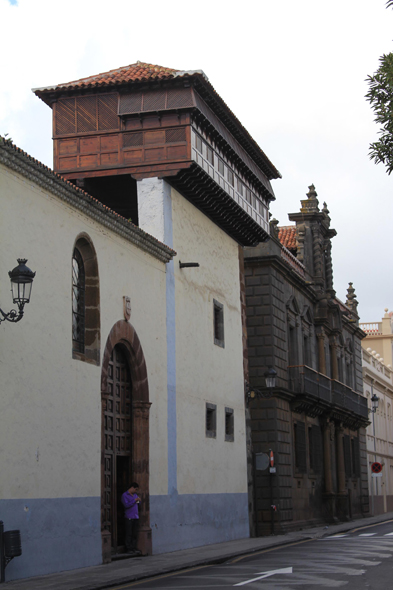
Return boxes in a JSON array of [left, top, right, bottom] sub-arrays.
[[288, 365, 369, 428]]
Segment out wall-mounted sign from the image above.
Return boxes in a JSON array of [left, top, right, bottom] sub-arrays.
[[371, 462, 382, 474], [255, 452, 269, 471], [123, 296, 131, 321]]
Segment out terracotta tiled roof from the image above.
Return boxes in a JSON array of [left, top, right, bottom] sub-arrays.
[[278, 225, 297, 252], [34, 62, 187, 93]]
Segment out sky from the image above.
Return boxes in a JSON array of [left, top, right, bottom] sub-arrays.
[[1, 0, 392, 323]]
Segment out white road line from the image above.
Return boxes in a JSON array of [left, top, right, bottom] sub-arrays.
[[384, 532, 393, 536], [234, 567, 293, 586], [359, 533, 377, 536], [326, 534, 349, 538]]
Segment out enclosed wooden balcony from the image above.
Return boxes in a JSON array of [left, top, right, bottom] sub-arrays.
[[288, 365, 368, 427]]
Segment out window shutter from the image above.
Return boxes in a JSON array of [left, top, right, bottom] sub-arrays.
[[311, 425, 323, 474], [295, 422, 307, 473], [343, 435, 351, 478]]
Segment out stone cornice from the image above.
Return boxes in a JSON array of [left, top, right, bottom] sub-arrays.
[[245, 253, 316, 299], [0, 140, 176, 264]]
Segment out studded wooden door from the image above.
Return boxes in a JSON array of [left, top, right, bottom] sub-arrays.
[[103, 344, 132, 553]]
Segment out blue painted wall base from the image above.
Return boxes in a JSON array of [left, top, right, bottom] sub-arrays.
[[150, 492, 249, 554], [0, 497, 102, 581]]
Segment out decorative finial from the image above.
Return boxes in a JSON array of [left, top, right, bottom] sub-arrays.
[[346, 282, 358, 313], [307, 184, 317, 199], [322, 202, 329, 214], [270, 218, 279, 239]]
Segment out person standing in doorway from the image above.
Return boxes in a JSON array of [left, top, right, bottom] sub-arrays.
[[121, 482, 141, 555]]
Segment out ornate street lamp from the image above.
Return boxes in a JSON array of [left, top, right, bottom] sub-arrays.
[[370, 393, 379, 414], [264, 366, 277, 391], [0, 259, 36, 324], [246, 366, 277, 400]]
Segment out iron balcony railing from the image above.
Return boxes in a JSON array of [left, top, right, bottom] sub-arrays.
[[288, 365, 368, 420]]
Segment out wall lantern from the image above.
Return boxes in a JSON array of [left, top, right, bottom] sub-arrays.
[[0, 259, 36, 325], [246, 366, 277, 400], [370, 393, 379, 414], [264, 366, 277, 390]]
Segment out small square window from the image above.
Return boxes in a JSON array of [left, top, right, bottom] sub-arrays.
[[213, 299, 224, 348], [206, 403, 217, 438], [225, 407, 234, 442]]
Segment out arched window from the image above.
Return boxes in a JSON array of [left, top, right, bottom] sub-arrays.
[[72, 234, 100, 365], [72, 248, 85, 353]]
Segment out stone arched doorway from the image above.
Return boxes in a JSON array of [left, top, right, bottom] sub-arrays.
[[101, 320, 152, 562]]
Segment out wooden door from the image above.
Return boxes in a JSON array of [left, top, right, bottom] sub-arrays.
[[103, 344, 132, 553]]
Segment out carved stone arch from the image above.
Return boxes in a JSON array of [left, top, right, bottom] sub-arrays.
[[72, 232, 100, 365], [101, 320, 149, 402], [101, 320, 152, 562], [286, 294, 300, 316], [301, 305, 313, 325]]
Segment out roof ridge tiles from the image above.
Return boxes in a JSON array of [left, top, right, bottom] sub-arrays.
[[49, 62, 178, 90]]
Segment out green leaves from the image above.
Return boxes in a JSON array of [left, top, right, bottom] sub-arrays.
[[366, 53, 393, 174]]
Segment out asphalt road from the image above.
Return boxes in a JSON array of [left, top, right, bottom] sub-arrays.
[[111, 519, 393, 589]]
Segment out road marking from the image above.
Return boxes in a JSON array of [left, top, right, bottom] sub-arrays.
[[360, 533, 377, 536], [326, 534, 349, 538], [351, 519, 393, 533], [385, 532, 393, 536], [234, 566, 293, 586]]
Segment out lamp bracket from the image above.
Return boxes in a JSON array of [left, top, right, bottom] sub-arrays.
[[0, 304, 24, 324], [245, 381, 273, 400]]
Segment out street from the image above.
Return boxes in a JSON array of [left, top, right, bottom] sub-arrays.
[[113, 520, 393, 589]]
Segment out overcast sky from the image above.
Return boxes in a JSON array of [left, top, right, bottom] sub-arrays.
[[1, 0, 392, 323]]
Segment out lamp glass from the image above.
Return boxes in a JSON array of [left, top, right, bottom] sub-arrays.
[[264, 366, 277, 389], [11, 279, 33, 304]]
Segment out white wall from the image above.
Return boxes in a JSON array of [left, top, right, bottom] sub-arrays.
[[170, 187, 248, 495], [0, 164, 168, 501]]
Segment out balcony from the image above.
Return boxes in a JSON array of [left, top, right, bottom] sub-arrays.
[[288, 365, 369, 428]]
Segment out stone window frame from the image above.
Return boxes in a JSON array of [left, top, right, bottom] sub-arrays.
[[72, 233, 100, 365], [225, 407, 234, 442], [301, 306, 314, 369], [293, 420, 307, 474], [287, 296, 300, 368], [206, 402, 217, 438]]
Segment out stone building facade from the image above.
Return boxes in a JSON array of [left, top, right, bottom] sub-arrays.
[[244, 186, 369, 535], [0, 62, 281, 581], [361, 311, 393, 515]]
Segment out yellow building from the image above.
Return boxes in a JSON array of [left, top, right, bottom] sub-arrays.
[[361, 310, 393, 514]]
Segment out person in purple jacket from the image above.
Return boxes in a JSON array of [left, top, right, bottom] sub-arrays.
[[121, 482, 141, 555]]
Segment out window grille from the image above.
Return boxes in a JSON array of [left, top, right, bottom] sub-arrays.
[[72, 248, 85, 353], [225, 407, 234, 442], [206, 403, 217, 438], [213, 299, 224, 348]]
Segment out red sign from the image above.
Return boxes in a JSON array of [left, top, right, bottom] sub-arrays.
[[270, 450, 274, 467], [371, 462, 382, 474]]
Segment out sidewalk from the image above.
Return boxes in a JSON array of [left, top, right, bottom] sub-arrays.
[[3, 512, 393, 590]]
